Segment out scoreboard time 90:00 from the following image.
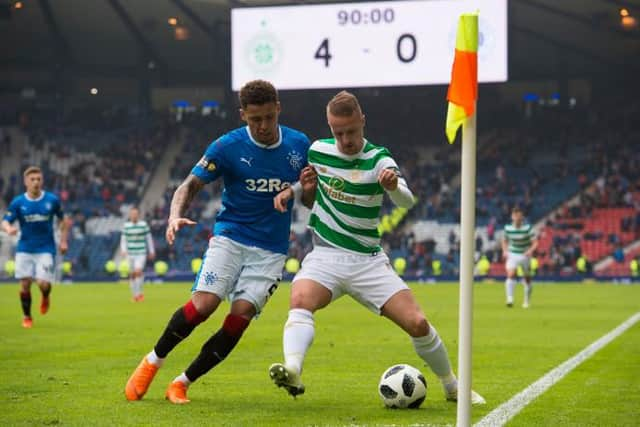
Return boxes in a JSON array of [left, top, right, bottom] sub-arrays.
[[231, 0, 508, 90]]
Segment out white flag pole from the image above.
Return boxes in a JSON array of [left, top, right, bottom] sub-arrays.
[[456, 105, 477, 427]]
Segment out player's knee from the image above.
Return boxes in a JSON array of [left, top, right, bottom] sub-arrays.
[[191, 292, 220, 318], [289, 290, 309, 309], [290, 281, 329, 311], [406, 315, 428, 337], [222, 314, 251, 337]]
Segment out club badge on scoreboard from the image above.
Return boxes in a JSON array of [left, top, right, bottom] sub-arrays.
[[245, 30, 282, 74]]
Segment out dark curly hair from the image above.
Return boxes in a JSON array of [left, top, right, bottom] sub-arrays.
[[238, 80, 278, 109]]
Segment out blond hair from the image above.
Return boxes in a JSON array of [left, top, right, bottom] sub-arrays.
[[23, 166, 42, 177], [327, 90, 362, 117]]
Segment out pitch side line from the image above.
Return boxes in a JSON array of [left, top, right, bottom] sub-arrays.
[[475, 311, 640, 427]]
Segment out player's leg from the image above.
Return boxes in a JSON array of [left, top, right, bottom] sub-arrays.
[[125, 291, 220, 401], [132, 270, 143, 301], [127, 257, 136, 299], [381, 289, 485, 404], [270, 247, 336, 397], [505, 254, 517, 307], [19, 278, 33, 328], [125, 237, 239, 401], [15, 253, 35, 327], [36, 280, 52, 314], [133, 255, 146, 301], [34, 253, 55, 315], [166, 299, 253, 404], [137, 268, 145, 301], [166, 243, 285, 403], [522, 272, 532, 308]]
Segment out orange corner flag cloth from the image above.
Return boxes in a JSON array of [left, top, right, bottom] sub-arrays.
[[445, 13, 478, 144]]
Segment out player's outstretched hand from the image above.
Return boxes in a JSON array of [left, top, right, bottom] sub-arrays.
[[378, 168, 399, 191], [59, 240, 68, 255], [148, 252, 156, 261], [166, 217, 197, 245], [300, 166, 318, 192], [274, 188, 294, 213]]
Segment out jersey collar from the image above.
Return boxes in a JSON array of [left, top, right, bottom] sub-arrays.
[[24, 191, 45, 202], [246, 126, 282, 150]]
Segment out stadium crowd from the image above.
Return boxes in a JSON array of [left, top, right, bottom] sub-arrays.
[[2, 92, 639, 279]]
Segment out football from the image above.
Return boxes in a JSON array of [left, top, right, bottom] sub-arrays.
[[378, 364, 427, 409]]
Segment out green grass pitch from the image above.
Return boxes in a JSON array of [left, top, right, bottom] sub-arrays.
[[0, 281, 638, 426]]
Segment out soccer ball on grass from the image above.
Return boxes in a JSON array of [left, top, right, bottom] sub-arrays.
[[378, 364, 427, 409]]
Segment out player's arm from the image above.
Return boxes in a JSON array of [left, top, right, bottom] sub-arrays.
[[525, 235, 539, 257], [1, 219, 17, 235], [300, 166, 317, 209], [166, 174, 204, 245], [274, 166, 317, 213], [54, 196, 70, 254], [120, 233, 127, 256], [378, 167, 415, 209], [501, 235, 509, 260], [58, 216, 70, 254], [146, 228, 156, 260], [1, 202, 18, 235]]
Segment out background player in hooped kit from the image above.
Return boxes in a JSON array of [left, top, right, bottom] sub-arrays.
[[502, 206, 538, 308], [120, 207, 155, 302], [1, 166, 69, 328], [125, 79, 315, 404]]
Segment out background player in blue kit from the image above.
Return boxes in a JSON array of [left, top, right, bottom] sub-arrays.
[[1, 166, 69, 328], [125, 79, 315, 404]]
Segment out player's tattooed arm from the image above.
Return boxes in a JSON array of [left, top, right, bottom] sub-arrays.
[[166, 174, 204, 245]]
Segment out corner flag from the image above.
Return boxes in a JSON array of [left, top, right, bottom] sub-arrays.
[[446, 14, 478, 143], [447, 12, 480, 427]]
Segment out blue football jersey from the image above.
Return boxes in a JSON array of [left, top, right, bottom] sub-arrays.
[[3, 192, 64, 255], [191, 125, 309, 254]]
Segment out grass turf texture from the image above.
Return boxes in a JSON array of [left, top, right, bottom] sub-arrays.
[[0, 282, 638, 426]]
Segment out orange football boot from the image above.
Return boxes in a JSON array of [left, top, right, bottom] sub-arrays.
[[40, 296, 50, 314], [125, 357, 159, 401], [165, 381, 190, 404], [22, 317, 33, 328]]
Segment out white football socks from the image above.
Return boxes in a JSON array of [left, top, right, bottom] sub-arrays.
[[174, 372, 192, 387], [523, 280, 532, 305], [283, 308, 315, 375], [136, 276, 144, 296], [412, 324, 455, 383], [129, 278, 136, 297], [147, 349, 165, 367], [505, 278, 515, 303]]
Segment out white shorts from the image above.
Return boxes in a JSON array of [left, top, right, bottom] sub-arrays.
[[128, 255, 147, 272], [506, 252, 530, 274], [15, 252, 55, 283], [293, 245, 409, 314], [192, 236, 286, 315]]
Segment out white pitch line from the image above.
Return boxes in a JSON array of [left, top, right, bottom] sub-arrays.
[[475, 311, 640, 427]]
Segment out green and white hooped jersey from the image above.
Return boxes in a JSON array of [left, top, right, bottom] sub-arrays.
[[504, 223, 535, 254], [307, 138, 400, 255], [122, 220, 152, 256]]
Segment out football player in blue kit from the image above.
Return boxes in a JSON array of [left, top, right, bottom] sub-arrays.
[[1, 166, 69, 328], [125, 79, 316, 404]]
